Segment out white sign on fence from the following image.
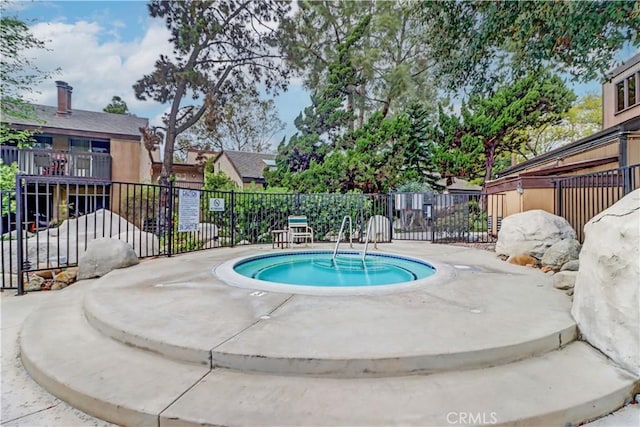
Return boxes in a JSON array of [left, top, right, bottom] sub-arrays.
[[209, 198, 225, 212], [178, 189, 200, 232]]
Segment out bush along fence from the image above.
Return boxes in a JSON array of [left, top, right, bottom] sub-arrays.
[[2, 175, 504, 292]]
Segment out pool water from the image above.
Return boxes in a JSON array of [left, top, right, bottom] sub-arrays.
[[233, 252, 436, 287]]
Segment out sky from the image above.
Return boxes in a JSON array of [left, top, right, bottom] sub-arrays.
[[8, 0, 309, 150], [6, 1, 637, 152]]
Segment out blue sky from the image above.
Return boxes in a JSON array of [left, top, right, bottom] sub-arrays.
[[10, 0, 309, 148], [9, 1, 636, 151]]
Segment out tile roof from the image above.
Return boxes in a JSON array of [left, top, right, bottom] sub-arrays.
[[5, 104, 148, 138], [223, 150, 276, 180]]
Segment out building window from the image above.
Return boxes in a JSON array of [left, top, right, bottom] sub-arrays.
[[628, 74, 636, 107], [615, 72, 639, 113], [69, 137, 110, 153], [32, 135, 53, 149]]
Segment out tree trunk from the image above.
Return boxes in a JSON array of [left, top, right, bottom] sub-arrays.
[[381, 94, 392, 118], [484, 144, 496, 184], [160, 127, 176, 187]]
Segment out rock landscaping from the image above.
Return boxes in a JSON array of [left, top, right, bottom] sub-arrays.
[[572, 189, 640, 376], [494, 190, 640, 378], [495, 209, 581, 281]]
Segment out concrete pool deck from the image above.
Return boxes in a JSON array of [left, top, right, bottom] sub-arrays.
[[3, 242, 640, 426]]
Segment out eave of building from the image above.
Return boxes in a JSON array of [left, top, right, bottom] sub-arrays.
[[10, 123, 142, 142], [605, 51, 640, 81], [495, 115, 640, 178], [519, 156, 619, 177]]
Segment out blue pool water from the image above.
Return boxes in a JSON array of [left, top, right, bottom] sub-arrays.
[[233, 251, 436, 287]]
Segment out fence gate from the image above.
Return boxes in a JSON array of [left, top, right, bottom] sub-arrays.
[[391, 192, 504, 244]]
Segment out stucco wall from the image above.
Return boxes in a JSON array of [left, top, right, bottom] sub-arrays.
[[628, 135, 640, 165], [603, 59, 640, 128], [110, 139, 141, 182], [523, 188, 554, 213], [215, 154, 242, 187], [51, 135, 68, 150], [138, 142, 152, 182]]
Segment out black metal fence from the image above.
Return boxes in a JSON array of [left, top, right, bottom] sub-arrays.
[[391, 192, 505, 243], [2, 175, 505, 292], [554, 164, 640, 242], [2, 176, 395, 292]]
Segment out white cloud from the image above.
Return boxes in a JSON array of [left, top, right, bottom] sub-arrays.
[[22, 18, 172, 124]]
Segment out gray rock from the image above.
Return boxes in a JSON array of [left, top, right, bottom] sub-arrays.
[[542, 239, 581, 267], [560, 259, 580, 272], [51, 282, 66, 290], [116, 231, 161, 257], [553, 271, 578, 290], [78, 238, 139, 280], [196, 223, 218, 241], [572, 189, 640, 376], [25, 275, 44, 292], [496, 210, 576, 258]]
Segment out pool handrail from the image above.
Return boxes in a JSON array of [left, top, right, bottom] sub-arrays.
[[332, 215, 354, 260], [361, 217, 378, 262]]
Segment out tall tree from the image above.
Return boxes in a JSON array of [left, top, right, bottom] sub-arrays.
[[420, 0, 640, 93], [134, 0, 291, 186], [103, 96, 130, 115], [268, 15, 372, 189], [280, 1, 436, 130], [432, 71, 575, 183], [177, 89, 285, 156], [515, 94, 603, 159], [0, 3, 52, 146]]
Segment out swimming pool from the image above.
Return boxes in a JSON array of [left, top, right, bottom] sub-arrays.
[[214, 251, 440, 296]]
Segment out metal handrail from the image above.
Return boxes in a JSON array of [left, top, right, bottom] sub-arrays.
[[361, 217, 378, 262], [332, 215, 353, 260]]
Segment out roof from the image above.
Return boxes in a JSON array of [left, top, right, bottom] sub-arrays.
[[495, 115, 640, 178], [606, 51, 640, 81], [220, 150, 276, 181], [437, 177, 482, 193], [4, 104, 148, 139]]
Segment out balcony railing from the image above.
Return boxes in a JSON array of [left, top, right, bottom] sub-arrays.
[[0, 146, 111, 180]]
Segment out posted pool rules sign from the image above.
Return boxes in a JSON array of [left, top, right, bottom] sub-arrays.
[[177, 189, 200, 232]]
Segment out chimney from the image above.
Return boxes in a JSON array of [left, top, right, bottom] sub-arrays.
[[66, 85, 73, 114], [55, 81, 69, 117]]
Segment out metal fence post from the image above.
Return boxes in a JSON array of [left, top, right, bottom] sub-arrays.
[[387, 193, 393, 242], [15, 175, 24, 295], [230, 190, 235, 247], [623, 165, 632, 196], [167, 181, 174, 257], [555, 179, 563, 217]]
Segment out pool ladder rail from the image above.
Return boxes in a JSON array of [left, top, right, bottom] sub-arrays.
[[332, 216, 378, 262]]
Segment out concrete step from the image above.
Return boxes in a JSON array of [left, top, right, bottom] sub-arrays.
[[83, 256, 579, 376], [19, 287, 210, 427], [20, 287, 638, 427]]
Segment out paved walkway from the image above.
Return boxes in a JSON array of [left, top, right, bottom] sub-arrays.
[[2, 242, 638, 426]]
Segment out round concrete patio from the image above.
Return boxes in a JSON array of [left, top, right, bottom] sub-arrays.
[[17, 242, 639, 426]]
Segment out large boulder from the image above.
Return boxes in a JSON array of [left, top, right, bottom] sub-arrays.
[[46, 209, 141, 239], [116, 231, 161, 257], [572, 189, 640, 376], [541, 238, 581, 268], [196, 223, 218, 242], [495, 210, 576, 258], [78, 238, 139, 280]]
